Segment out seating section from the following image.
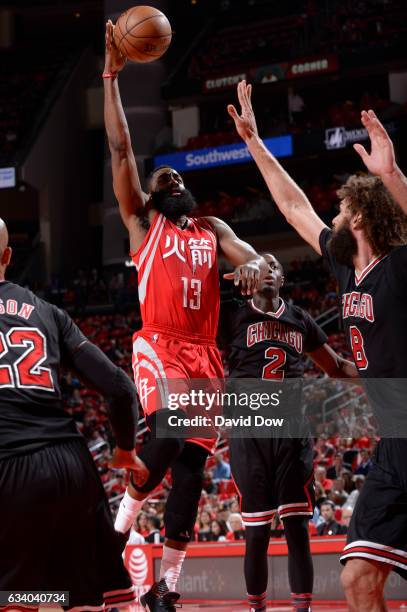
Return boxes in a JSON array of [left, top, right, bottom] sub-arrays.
[[188, 0, 407, 81], [0, 46, 76, 164]]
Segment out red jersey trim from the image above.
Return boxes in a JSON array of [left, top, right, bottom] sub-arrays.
[[354, 254, 388, 286], [249, 297, 286, 319], [186, 436, 218, 454], [129, 211, 162, 264]]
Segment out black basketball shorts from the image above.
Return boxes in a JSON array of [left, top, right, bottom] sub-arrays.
[[0, 438, 136, 610], [230, 436, 315, 527], [340, 438, 407, 579]]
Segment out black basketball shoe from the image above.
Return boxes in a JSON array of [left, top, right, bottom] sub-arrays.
[[140, 578, 181, 611]]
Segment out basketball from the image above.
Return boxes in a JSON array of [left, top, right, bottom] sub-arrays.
[[113, 5, 172, 63]]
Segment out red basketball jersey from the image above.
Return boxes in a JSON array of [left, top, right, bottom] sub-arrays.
[[131, 213, 219, 343]]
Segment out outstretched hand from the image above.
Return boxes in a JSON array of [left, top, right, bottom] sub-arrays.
[[353, 109, 397, 177], [227, 80, 259, 142], [104, 20, 126, 74], [223, 261, 262, 295], [109, 448, 149, 487]]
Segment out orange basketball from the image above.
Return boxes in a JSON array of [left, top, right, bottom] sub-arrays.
[[113, 5, 172, 63]]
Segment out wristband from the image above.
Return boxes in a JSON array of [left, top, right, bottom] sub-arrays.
[[102, 71, 117, 79]]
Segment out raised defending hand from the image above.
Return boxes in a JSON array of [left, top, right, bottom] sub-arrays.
[[104, 20, 126, 74], [227, 80, 259, 142], [109, 448, 149, 486], [354, 110, 397, 177], [224, 260, 262, 296]]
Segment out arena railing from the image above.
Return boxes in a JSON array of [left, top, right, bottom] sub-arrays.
[[314, 306, 340, 329]]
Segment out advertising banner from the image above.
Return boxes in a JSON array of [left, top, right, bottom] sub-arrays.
[[124, 545, 154, 603], [293, 120, 398, 156], [203, 55, 339, 92], [154, 135, 292, 173], [0, 167, 16, 189], [147, 540, 407, 602]]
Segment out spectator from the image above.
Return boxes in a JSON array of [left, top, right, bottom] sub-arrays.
[[315, 466, 333, 493], [312, 503, 325, 528], [314, 481, 326, 506], [202, 469, 216, 494], [197, 510, 213, 542], [329, 477, 349, 507], [210, 519, 228, 542], [217, 502, 231, 525], [128, 526, 145, 545], [343, 448, 359, 471], [136, 512, 149, 538], [145, 515, 164, 544], [341, 470, 355, 494], [346, 475, 366, 509], [288, 87, 305, 125], [88, 429, 105, 447], [327, 453, 344, 479], [354, 449, 373, 475], [341, 506, 354, 529], [226, 513, 245, 541], [317, 501, 347, 536], [212, 453, 231, 482]]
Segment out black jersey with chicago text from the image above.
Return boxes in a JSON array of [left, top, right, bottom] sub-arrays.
[[0, 281, 87, 458], [319, 228, 407, 378], [319, 228, 407, 436], [221, 297, 327, 379]]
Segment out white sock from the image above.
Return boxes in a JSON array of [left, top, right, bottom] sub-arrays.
[[114, 489, 144, 533], [159, 545, 186, 592]]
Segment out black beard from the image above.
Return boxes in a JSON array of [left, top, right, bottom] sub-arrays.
[[151, 188, 197, 221], [328, 224, 358, 267]]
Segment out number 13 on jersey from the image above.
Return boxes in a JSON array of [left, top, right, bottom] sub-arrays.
[[182, 277, 202, 310]]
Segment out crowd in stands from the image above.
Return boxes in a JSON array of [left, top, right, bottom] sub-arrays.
[[191, 175, 347, 225], [0, 46, 78, 164], [124, 438, 376, 544], [168, 92, 406, 157], [41, 267, 140, 314], [188, 0, 406, 80], [320, 0, 407, 54], [188, 13, 305, 79]]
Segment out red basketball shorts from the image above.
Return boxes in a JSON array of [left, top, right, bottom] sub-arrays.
[[132, 326, 224, 453]]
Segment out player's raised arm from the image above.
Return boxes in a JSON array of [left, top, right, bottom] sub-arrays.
[[103, 20, 148, 251], [354, 109, 407, 215], [205, 216, 267, 295], [308, 344, 358, 379], [228, 81, 327, 255]]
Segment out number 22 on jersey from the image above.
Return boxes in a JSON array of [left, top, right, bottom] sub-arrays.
[[0, 327, 54, 390]]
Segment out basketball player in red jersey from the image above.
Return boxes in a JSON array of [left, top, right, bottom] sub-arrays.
[[104, 23, 267, 611]]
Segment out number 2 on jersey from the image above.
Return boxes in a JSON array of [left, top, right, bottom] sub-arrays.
[[0, 327, 54, 390], [262, 346, 286, 381], [181, 277, 201, 310], [349, 325, 368, 370]]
